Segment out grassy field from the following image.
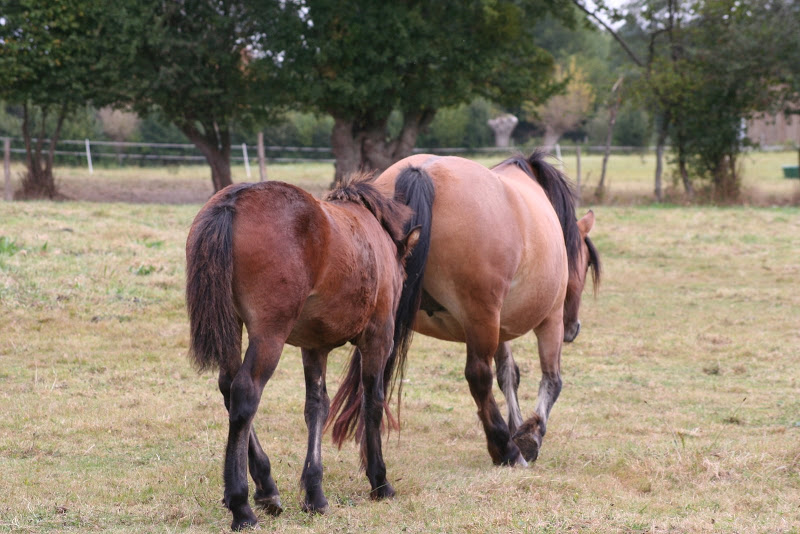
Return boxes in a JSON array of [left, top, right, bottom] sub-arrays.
[[1, 155, 799, 532]]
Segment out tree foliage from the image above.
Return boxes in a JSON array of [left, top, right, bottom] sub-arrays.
[[126, 0, 284, 191], [524, 57, 595, 149], [272, 0, 575, 181], [0, 0, 138, 197], [588, 0, 800, 200]]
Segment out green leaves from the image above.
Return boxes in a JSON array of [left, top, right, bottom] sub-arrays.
[[0, 0, 137, 109], [618, 0, 800, 198], [275, 0, 568, 122]]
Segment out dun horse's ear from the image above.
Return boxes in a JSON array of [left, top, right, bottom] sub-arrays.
[[577, 210, 595, 237], [402, 226, 422, 258]]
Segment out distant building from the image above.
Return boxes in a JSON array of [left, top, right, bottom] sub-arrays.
[[747, 111, 800, 148]]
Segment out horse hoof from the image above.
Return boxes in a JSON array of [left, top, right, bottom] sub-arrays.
[[370, 483, 396, 501], [230, 510, 258, 531], [301, 500, 329, 515], [254, 491, 283, 517], [513, 432, 540, 463]]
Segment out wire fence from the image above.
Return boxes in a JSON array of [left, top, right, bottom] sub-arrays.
[[3, 136, 795, 169]]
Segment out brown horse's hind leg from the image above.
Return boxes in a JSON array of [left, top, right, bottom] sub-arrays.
[[464, 329, 525, 466], [223, 336, 282, 531], [300, 348, 331, 514], [219, 370, 283, 517], [513, 317, 563, 463], [248, 430, 282, 515], [358, 330, 396, 500], [494, 342, 523, 437]]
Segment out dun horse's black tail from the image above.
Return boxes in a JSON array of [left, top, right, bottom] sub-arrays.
[[185, 185, 248, 373], [327, 166, 435, 449], [527, 150, 582, 275], [387, 166, 435, 412]]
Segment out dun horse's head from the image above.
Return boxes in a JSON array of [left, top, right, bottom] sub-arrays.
[[563, 211, 600, 343]]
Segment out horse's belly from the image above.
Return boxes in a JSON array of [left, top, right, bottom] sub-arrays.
[[285, 294, 370, 349], [414, 310, 466, 343], [498, 277, 562, 339]]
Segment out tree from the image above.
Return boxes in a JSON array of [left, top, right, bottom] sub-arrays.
[[0, 0, 138, 198], [578, 0, 800, 201], [273, 0, 574, 183], [127, 0, 284, 192], [524, 58, 595, 150]]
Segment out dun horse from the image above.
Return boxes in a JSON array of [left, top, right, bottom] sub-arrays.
[[185, 175, 428, 530], [331, 150, 600, 467]]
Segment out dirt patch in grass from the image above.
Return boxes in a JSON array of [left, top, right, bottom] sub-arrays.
[[6, 150, 800, 205]]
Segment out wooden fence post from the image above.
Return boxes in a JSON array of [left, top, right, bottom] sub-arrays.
[[257, 132, 267, 182], [4, 138, 11, 201]]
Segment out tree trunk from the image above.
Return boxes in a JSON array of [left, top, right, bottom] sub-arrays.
[[361, 118, 394, 173], [713, 154, 739, 202], [596, 77, 624, 199], [331, 118, 363, 185], [182, 123, 233, 192], [654, 116, 669, 202], [394, 110, 435, 161], [46, 104, 68, 179], [488, 114, 518, 148], [17, 103, 59, 199], [330, 110, 435, 187], [678, 155, 694, 200], [542, 124, 562, 152]]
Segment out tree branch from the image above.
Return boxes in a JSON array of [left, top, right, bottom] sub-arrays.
[[572, 0, 644, 67]]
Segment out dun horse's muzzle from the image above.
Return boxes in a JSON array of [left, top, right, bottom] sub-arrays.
[[563, 320, 581, 343]]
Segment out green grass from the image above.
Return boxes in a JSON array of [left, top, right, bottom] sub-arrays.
[[1, 161, 799, 532]]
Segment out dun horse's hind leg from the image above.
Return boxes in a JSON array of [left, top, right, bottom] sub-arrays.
[[494, 342, 523, 437], [223, 336, 282, 531], [300, 348, 331, 513], [464, 327, 525, 466], [219, 371, 283, 516], [358, 335, 396, 500], [513, 316, 563, 463]]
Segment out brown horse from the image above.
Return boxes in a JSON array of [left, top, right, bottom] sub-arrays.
[[185, 175, 426, 530], [330, 150, 600, 468]]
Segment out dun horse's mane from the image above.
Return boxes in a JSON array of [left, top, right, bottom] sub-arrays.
[[493, 151, 600, 288], [326, 173, 413, 257]]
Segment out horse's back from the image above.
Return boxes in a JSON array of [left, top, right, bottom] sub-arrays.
[[376, 155, 568, 342]]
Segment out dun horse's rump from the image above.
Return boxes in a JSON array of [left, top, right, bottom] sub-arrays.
[[373, 150, 600, 466]]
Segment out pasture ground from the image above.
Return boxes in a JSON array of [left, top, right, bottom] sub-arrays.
[[1, 153, 799, 532]]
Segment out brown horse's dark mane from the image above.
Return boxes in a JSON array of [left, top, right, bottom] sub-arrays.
[[326, 173, 413, 258], [325, 166, 435, 452], [493, 151, 601, 288]]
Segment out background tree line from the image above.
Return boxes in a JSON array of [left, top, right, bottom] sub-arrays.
[[0, 0, 797, 200]]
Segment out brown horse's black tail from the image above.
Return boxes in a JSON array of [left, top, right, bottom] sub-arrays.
[[327, 166, 435, 449], [185, 184, 248, 373]]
